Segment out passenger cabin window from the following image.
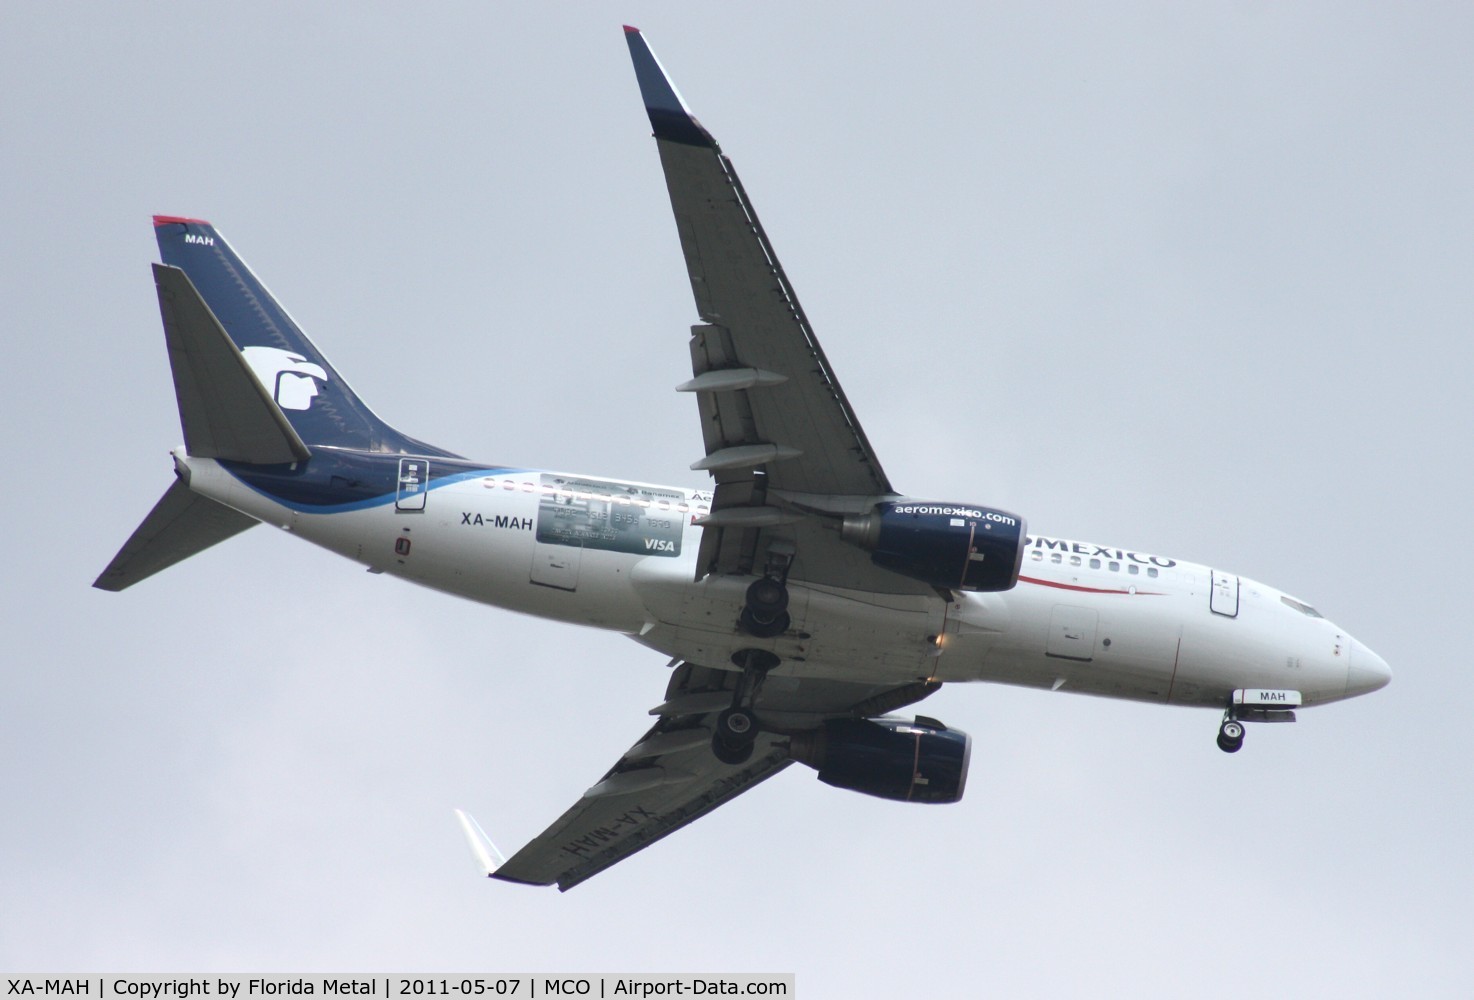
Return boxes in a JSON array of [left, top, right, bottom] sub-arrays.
[[1281, 595, 1324, 618], [1051, 553, 1062, 564], [1128, 564, 1139, 575], [1109, 561, 1120, 572], [1070, 555, 1081, 567], [1089, 558, 1101, 569], [1147, 567, 1159, 578]]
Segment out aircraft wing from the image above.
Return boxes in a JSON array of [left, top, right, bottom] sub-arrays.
[[625, 28, 923, 589], [489, 662, 938, 890]]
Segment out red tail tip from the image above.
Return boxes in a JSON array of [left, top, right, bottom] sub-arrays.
[[153, 214, 212, 227]]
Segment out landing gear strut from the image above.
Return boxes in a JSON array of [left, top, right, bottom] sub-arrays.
[[711, 647, 780, 765], [1217, 714, 1245, 754]]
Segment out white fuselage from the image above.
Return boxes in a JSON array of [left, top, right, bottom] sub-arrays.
[[184, 452, 1384, 712]]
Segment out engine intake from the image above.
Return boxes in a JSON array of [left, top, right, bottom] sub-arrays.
[[842, 499, 1026, 591], [791, 716, 971, 804]]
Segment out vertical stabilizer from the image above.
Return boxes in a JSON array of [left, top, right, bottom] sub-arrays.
[[153, 216, 453, 456]]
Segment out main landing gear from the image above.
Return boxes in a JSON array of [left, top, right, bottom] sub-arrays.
[[714, 571, 792, 764], [712, 647, 780, 765], [712, 706, 757, 765], [1217, 713, 1245, 754], [739, 575, 790, 638]]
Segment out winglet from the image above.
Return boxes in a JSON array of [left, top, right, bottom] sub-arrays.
[[623, 26, 715, 148], [453, 809, 506, 878]]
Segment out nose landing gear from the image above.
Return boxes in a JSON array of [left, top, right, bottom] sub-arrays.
[[1215, 690, 1300, 752]]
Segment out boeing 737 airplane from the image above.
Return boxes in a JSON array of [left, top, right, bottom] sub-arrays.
[[97, 28, 1390, 890]]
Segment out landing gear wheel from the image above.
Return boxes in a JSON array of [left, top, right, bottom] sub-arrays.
[[711, 735, 755, 765], [713, 707, 760, 761], [739, 577, 791, 638], [716, 706, 756, 741], [745, 577, 788, 615], [739, 608, 790, 638], [712, 707, 758, 765], [1217, 719, 1245, 754]]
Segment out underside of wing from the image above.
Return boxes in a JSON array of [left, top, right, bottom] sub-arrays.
[[626, 28, 888, 501], [625, 28, 933, 593], [490, 662, 943, 891]]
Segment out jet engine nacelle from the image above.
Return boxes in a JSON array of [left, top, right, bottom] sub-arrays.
[[790, 717, 972, 804], [841, 499, 1027, 592]]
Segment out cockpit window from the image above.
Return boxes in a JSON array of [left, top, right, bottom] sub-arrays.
[[1281, 595, 1323, 618]]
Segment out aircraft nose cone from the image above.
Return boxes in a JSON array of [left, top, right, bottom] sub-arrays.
[[1347, 639, 1392, 697]]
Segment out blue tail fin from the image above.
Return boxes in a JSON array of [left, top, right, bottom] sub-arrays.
[[153, 216, 454, 457]]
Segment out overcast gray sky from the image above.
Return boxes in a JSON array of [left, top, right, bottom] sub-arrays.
[[3, 3, 1471, 996]]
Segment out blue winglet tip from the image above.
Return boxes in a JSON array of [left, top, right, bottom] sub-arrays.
[[622, 26, 714, 148]]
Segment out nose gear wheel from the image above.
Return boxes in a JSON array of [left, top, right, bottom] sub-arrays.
[[1217, 714, 1245, 753]]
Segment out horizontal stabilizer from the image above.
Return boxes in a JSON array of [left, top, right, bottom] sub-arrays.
[[154, 263, 311, 465], [94, 479, 257, 591]]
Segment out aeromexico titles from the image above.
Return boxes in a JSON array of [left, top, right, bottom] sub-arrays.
[[97, 27, 1390, 890]]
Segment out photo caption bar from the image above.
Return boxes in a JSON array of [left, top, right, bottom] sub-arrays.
[[2, 976, 793, 1000]]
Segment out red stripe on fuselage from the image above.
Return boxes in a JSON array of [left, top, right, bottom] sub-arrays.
[[1017, 575, 1163, 596]]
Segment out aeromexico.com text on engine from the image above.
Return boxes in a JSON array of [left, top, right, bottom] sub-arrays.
[[890, 505, 1017, 525]]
